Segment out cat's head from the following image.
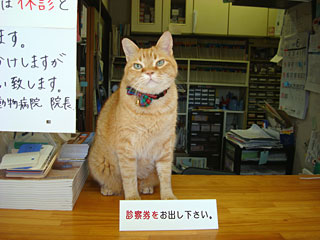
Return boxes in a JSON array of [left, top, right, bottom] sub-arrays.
[[122, 31, 177, 94]]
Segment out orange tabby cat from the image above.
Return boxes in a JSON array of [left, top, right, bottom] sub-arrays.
[[88, 31, 178, 200]]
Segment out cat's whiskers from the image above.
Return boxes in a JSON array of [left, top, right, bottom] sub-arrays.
[[131, 81, 144, 94]]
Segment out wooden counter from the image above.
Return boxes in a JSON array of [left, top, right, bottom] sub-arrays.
[[0, 175, 320, 240]]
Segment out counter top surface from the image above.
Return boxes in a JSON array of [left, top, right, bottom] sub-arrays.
[[1, 175, 320, 240]]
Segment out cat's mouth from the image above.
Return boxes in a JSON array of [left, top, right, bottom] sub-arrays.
[[147, 78, 159, 85]]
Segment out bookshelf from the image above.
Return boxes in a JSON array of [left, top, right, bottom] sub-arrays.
[[247, 40, 281, 128]]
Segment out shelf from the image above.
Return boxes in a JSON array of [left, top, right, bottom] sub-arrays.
[[249, 81, 280, 85], [113, 56, 249, 64], [189, 82, 248, 87], [247, 118, 266, 121], [250, 73, 281, 78], [176, 81, 187, 85], [191, 109, 245, 114], [177, 58, 249, 64], [247, 110, 265, 113], [248, 96, 279, 99], [249, 88, 280, 92], [250, 59, 274, 63]]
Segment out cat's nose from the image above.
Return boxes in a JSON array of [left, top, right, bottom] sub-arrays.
[[146, 71, 154, 76]]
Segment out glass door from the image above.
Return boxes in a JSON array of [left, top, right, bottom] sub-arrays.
[[162, 0, 193, 34], [131, 0, 162, 33]]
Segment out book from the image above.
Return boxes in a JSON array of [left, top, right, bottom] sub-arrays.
[[0, 160, 88, 211], [58, 144, 89, 161], [4, 145, 58, 178]]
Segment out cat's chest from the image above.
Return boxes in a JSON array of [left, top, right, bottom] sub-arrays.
[[135, 114, 174, 148], [138, 116, 169, 140]]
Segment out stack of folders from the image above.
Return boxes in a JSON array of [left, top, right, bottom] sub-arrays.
[[226, 124, 281, 149], [0, 144, 57, 178], [0, 160, 88, 211]]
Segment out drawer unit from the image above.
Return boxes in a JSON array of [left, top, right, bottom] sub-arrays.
[[188, 110, 224, 170], [188, 85, 216, 108]]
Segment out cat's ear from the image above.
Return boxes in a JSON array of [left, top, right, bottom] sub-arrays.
[[122, 38, 139, 61], [156, 31, 173, 56]]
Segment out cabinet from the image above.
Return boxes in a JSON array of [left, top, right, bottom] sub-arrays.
[[131, 0, 193, 34], [228, 5, 268, 36], [267, 9, 285, 37], [223, 138, 294, 175], [131, 1, 280, 37], [131, 0, 163, 33], [193, 0, 229, 35], [188, 110, 224, 169], [162, 0, 194, 33]]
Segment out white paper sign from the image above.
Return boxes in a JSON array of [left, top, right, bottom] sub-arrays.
[[0, 1, 77, 133], [119, 200, 219, 231], [0, 0, 77, 28]]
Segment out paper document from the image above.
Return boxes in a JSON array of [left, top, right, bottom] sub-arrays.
[[230, 124, 274, 140]]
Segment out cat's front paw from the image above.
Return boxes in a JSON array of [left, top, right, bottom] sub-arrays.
[[140, 186, 154, 195], [101, 186, 114, 196], [161, 193, 177, 200], [125, 194, 141, 200]]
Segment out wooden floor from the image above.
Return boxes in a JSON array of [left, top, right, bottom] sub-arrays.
[[1, 175, 320, 240]]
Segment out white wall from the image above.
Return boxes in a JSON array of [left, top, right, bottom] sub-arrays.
[[293, 91, 320, 174]]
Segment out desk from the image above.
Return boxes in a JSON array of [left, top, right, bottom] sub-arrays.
[[223, 138, 295, 175], [0, 175, 320, 240]]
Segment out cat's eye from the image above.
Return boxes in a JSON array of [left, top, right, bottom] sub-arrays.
[[156, 60, 165, 67], [133, 63, 143, 70]]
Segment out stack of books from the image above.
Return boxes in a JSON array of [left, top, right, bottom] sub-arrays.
[[0, 160, 88, 211], [0, 132, 93, 211], [0, 144, 58, 178], [226, 124, 281, 149]]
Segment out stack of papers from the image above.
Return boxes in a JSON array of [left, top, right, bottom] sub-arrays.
[[0, 160, 88, 211], [226, 124, 281, 149]]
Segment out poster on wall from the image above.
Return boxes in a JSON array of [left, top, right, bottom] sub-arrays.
[[0, 1, 77, 133], [279, 32, 309, 120]]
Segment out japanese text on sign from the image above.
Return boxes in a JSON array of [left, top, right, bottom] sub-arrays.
[[0, 0, 77, 28], [119, 200, 219, 231]]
